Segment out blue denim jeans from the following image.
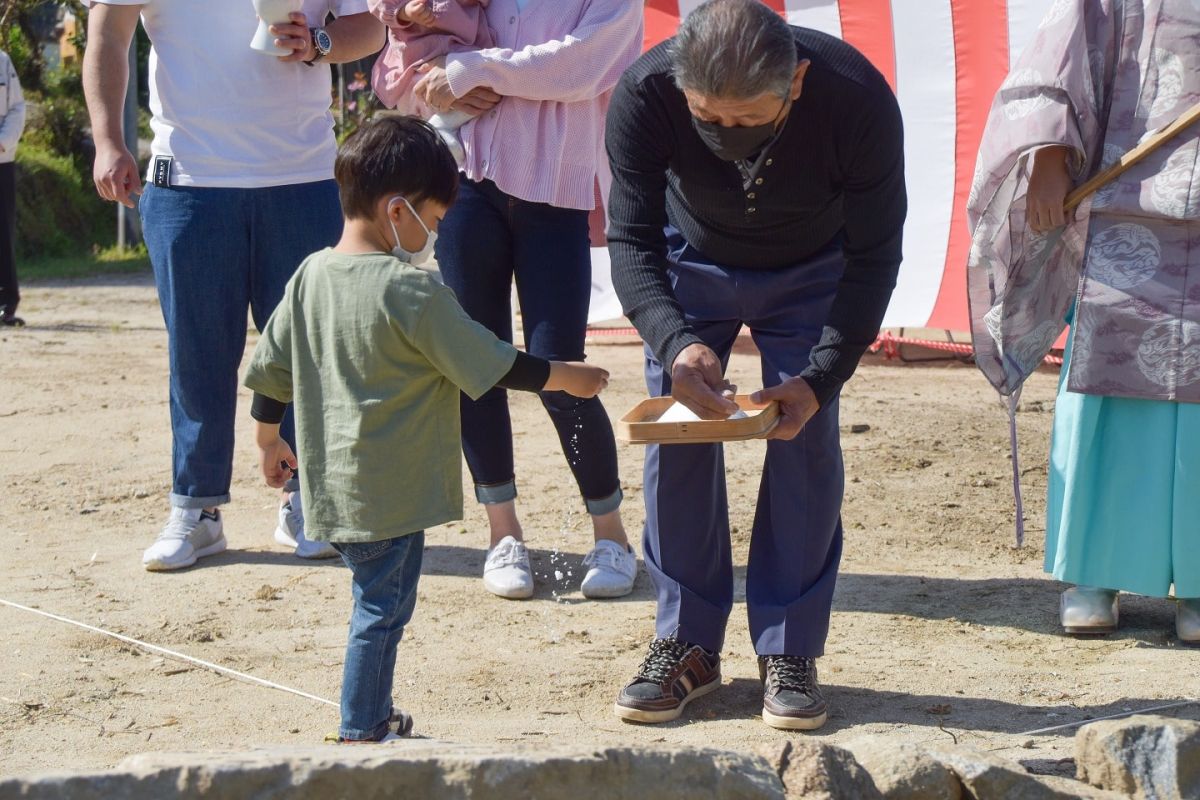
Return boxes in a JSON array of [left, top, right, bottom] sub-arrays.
[[139, 181, 342, 508], [333, 533, 425, 741], [435, 178, 622, 515], [643, 228, 845, 658]]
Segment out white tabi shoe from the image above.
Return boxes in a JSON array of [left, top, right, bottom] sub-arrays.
[[1060, 586, 1119, 635], [1177, 598, 1200, 644]]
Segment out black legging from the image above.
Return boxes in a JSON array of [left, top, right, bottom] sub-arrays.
[[435, 177, 621, 509]]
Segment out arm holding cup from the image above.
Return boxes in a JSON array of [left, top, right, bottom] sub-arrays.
[[269, 9, 385, 64]]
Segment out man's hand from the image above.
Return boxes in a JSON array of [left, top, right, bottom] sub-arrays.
[[670, 343, 739, 420], [400, 0, 437, 26], [751, 377, 820, 440], [93, 141, 142, 208], [1027, 145, 1074, 233], [271, 12, 316, 62]]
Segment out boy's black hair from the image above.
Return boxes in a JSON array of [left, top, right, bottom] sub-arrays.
[[335, 115, 459, 219]]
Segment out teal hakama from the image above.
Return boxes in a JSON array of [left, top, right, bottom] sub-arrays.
[[1046, 326, 1200, 599]]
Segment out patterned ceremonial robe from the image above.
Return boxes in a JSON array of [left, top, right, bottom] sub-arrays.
[[967, 0, 1200, 402]]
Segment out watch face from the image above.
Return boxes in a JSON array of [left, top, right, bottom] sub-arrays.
[[316, 29, 332, 54]]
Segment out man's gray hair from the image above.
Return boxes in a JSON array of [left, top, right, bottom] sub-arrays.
[[671, 0, 798, 100]]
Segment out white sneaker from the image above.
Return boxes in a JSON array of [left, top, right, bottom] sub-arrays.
[[483, 535, 534, 599], [275, 492, 337, 559], [580, 539, 637, 598], [143, 507, 227, 571]]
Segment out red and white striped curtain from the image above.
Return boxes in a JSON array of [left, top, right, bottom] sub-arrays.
[[588, 0, 1050, 330]]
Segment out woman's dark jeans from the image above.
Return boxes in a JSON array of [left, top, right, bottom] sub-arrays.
[[435, 178, 621, 515]]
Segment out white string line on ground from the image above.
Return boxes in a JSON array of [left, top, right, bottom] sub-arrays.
[[0, 597, 338, 708], [5, 598, 1196, 738], [1013, 699, 1200, 738]]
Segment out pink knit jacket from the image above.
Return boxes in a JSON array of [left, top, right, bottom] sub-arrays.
[[443, 0, 644, 211]]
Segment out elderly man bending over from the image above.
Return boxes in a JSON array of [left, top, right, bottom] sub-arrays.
[[606, 0, 906, 730]]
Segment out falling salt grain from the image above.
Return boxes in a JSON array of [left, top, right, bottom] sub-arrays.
[[554, 570, 564, 581]]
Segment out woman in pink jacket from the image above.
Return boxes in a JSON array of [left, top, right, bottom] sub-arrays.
[[401, 0, 644, 600]]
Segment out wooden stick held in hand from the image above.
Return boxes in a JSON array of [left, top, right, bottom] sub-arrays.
[[1064, 100, 1200, 212]]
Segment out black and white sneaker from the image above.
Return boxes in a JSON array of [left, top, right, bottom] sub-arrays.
[[142, 507, 226, 571]]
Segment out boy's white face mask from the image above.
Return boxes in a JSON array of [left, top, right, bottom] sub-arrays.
[[388, 196, 438, 266]]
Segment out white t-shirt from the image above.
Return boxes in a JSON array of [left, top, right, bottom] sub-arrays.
[[99, 0, 368, 188]]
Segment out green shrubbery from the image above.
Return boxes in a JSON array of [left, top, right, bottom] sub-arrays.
[[5, 2, 129, 267], [14, 145, 109, 259]]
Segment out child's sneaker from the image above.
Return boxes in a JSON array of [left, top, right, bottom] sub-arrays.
[[274, 492, 337, 559], [326, 710, 414, 743], [483, 535, 534, 599], [581, 539, 637, 598], [143, 507, 226, 571]]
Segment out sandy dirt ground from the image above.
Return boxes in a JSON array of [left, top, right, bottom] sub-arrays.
[[2, 274, 1198, 781]]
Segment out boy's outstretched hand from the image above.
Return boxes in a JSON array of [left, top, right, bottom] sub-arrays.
[[547, 361, 610, 398], [256, 424, 298, 488]]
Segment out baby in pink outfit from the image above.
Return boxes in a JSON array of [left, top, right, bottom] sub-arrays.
[[369, 0, 495, 162]]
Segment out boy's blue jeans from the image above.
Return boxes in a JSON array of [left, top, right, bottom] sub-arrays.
[[139, 181, 342, 509], [333, 533, 425, 741]]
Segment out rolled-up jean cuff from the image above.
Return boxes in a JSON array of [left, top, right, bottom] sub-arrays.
[[584, 487, 623, 516], [474, 480, 518, 505], [338, 720, 392, 742], [170, 492, 230, 510]]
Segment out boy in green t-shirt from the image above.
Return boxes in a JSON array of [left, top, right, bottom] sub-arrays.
[[243, 116, 609, 743]]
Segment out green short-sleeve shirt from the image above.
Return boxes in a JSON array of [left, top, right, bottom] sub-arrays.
[[244, 250, 518, 542]]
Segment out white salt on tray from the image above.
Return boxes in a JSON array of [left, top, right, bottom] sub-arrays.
[[656, 402, 751, 423]]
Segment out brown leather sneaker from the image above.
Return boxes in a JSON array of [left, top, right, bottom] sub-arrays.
[[614, 637, 721, 723], [759, 655, 828, 730]]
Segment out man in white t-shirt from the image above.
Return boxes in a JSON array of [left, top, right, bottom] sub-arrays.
[[83, 2, 383, 570]]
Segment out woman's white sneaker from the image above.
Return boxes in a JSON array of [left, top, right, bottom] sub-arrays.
[[581, 539, 637, 598], [275, 492, 337, 559], [143, 508, 227, 571], [483, 535, 534, 599]]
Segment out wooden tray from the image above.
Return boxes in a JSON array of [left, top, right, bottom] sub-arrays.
[[618, 395, 780, 444]]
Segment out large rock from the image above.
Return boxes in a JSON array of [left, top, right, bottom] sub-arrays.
[[843, 738, 962, 800], [1075, 714, 1200, 799], [755, 740, 883, 800], [927, 746, 1126, 799], [0, 741, 786, 800]]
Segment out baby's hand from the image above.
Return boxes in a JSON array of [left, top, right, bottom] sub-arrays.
[[401, 0, 437, 26], [548, 361, 610, 398]]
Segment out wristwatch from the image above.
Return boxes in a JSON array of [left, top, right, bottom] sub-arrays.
[[305, 27, 332, 64]]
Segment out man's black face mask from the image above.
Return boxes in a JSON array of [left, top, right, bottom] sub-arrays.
[[691, 96, 790, 161]]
